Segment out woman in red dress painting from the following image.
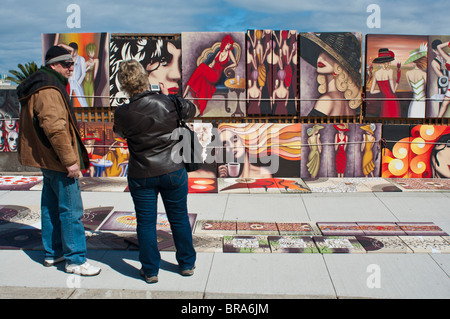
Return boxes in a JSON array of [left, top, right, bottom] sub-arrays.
[[334, 123, 349, 178], [183, 35, 237, 116], [369, 48, 402, 117]]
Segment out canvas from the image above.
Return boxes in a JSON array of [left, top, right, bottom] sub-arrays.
[[313, 236, 366, 253], [192, 234, 223, 252], [194, 220, 237, 235], [81, 206, 113, 231], [317, 222, 364, 236], [268, 236, 319, 253], [0, 176, 42, 191], [299, 32, 362, 117], [382, 124, 450, 179], [399, 236, 450, 253], [0, 89, 20, 152], [0, 228, 43, 250], [182, 32, 246, 117], [397, 222, 448, 236], [365, 34, 428, 118], [42, 32, 110, 107], [236, 222, 279, 235], [356, 236, 413, 253], [356, 222, 406, 236], [110, 34, 182, 105], [276, 222, 321, 236], [427, 35, 450, 118], [223, 235, 271, 253], [216, 123, 301, 179]]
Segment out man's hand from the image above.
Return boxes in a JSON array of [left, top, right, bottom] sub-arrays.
[[66, 163, 81, 178]]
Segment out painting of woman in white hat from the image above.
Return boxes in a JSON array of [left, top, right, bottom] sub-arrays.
[[404, 43, 427, 118]]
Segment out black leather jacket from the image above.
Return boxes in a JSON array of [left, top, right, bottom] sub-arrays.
[[114, 91, 196, 178]]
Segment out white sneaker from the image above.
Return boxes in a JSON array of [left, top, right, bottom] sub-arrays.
[[44, 256, 65, 267], [65, 262, 101, 276]]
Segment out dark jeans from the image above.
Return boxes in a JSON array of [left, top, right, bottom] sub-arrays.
[[127, 168, 196, 276]]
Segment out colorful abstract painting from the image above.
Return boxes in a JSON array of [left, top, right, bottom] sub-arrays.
[[0, 89, 20, 152], [247, 30, 298, 116], [110, 34, 182, 106], [216, 123, 301, 179], [381, 124, 450, 178], [365, 34, 428, 118], [42, 32, 110, 107], [299, 32, 362, 117], [182, 32, 246, 117]]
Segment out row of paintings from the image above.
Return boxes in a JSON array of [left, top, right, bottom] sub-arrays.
[[38, 32, 450, 118], [75, 122, 450, 180]]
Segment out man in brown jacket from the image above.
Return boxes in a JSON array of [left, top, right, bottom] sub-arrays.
[[16, 46, 101, 276]]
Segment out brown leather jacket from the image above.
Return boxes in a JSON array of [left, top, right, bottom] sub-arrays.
[[16, 68, 89, 173]]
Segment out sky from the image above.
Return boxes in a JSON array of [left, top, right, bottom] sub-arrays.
[[1, 0, 449, 77]]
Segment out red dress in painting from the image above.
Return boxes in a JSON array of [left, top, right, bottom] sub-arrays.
[[377, 80, 401, 117], [335, 134, 347, 174], [186, 51, 229, 115]]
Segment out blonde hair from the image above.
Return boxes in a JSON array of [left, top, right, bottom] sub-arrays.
[[317, 62, 361, 109], [118, 60, 149, 97]]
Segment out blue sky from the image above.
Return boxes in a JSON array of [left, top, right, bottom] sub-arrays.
[[1, 0, 449, 77]]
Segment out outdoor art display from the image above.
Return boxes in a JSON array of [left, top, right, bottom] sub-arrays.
[[182, 32, 246, 117], [428, 35, 450, 118], [300, 123, 382, 179], [0, 89, 19, 152], [246, 30, 298, 116], [42, 32, 110, 107], [299, 32, 362, 117], [110, 34, 182, 106], [381, 124, 450, 178]]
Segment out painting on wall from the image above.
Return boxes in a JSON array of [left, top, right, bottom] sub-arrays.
[[382, 124, 450, 178], [0, 89, 20, 152], [365, 34, 428, 118], [42, 32, 110, 107], [247, 30, 298, 116], [299, 32, 362, 117], [110, 34, 182, 106], [301, 123, 382, 179], [216, 123, 301, 179], [78, 122, 129, 177], [427, 35, 450, 118], [182, 32, 246, 117]]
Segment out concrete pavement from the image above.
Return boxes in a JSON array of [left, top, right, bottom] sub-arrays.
[[0, 181, 450, 299]]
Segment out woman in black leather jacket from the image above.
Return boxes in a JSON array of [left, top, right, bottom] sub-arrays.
[[114, 60, 196, 283]]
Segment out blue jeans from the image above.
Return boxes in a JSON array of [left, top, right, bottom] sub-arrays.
[[128, 168, 196, 276], [40, 169, 87, 265]]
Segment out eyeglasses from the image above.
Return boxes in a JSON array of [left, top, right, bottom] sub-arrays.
[[59, 61, 74, 69]]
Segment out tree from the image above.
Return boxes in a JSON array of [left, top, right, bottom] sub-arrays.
[[7, 62, 38, 84]]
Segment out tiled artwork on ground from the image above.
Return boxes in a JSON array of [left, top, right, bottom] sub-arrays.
[[192, 234, 223, 252], [276, 222, 321, 235], [81, 206, 114, 231], [236, 222, 279, 235], [317, 222, 364, 236], [99, 211, 197, 233], [188, 178, 218, 194], [313, 236, 366, 253], [194, 220, 237, 235], [268, 236, 319, 253], [397, 222, 448, 236], [223, 235, 271, 253], [356, 236, 413, 253], [0, 176, 43, 191], [217, 177, 311, 194], [389, 178, 450, 191], [86, 231, 135, 250], [356, 222, 406, 236], [304, 177, 401, 192], [399, 236, 450, 253], [0, 205, 41, 229]]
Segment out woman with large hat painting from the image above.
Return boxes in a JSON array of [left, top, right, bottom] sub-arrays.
[[369, 48, 402, 117], [300, 32, 362, 116]]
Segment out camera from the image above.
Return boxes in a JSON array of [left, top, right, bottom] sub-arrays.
[[438, 75, 449, 88], [150, 84, 161, 93]]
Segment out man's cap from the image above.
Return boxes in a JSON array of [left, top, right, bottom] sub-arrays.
[[45, 46, 73, 66]]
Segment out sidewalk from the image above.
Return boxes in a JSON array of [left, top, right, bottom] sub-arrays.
[[0, 180, 450, 299]]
